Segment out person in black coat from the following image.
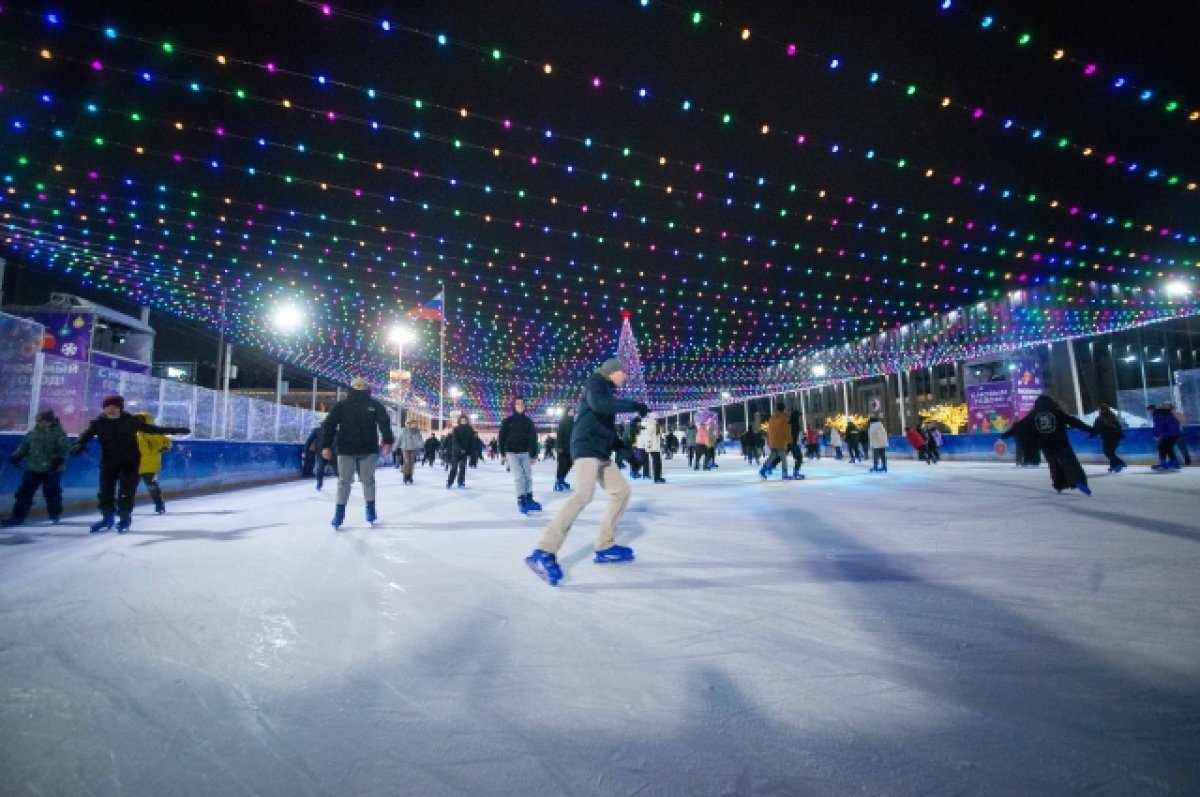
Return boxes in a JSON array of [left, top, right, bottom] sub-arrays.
[[422, 433, 440, 466], [525, 358, 648, 586], [1002, 394, 1095, 494], [554, 406, 575, 490], [499, 397, 542, 513], [445, 415, 475, 488], [1092, 404, 1126, 473], [70, 395, 190, 532], [320, 378, 395, 527]]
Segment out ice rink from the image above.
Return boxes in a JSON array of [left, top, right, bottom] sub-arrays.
[[2, 451, 1198, 796]]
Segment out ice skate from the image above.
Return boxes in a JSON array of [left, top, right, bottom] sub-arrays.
[[115, 514, 132, 534], [331, 504, 345, 530], [365, 501, 377, 524], [1076, 483, 1092, 496], [524, 494, 542, 512], [525, 549, 562, 586], [154, 501, 166, 514], [517, 496, 529, 515], [90, 513, 115, 533], [594, 544, 635, 563]]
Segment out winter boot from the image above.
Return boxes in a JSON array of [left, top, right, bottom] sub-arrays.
[[524, 494, 542, 512], [518, 495, 529, 515], [154, 500, 166, 514], [525, 549, 563, 586], [90, 513, 115, 533], [115, 514, 132, 534], [365, 501, 377, 524], [594, 544, 635, 563], [331, 504, 346, 529]]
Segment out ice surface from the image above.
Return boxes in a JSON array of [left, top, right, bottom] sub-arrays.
[[2, 453, 1198, 795]]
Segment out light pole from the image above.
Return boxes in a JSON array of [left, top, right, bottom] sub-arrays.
[[720, 390, 731, 437], [389, 326, 415, 416]]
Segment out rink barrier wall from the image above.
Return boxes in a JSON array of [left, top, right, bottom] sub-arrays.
[[725, 426, 1198, 466], [0, 435, 303, 517]]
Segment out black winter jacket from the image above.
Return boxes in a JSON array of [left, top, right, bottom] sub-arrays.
[[1002, 397, 1093, 451], [555, 415, 574, 453], [448, 422, 475, 459], [321, 388, 395, 455], [571, 373, 640, 459], [498, 412, 538, 456], [74, 412, 189, 465]]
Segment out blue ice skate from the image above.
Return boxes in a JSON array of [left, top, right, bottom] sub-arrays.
[[1076, 482, 1092, 496], [115, 514, 132, 534], [594, 544, 635, 564], [517, 496, 529, 515], [90, 513, 115, 533], [331, 504, 346, 530], [525, 549, 562, 586], [365, 501, 377, 524], [524, 494, 542, 512], [758, 466, 768, 480]]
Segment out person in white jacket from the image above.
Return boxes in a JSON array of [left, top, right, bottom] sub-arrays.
[[638, 413, 665, 483], [867, 416, 889, 473]]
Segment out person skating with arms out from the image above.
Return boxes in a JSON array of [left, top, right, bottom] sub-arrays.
[[525, 358, 649, 586], [70, 395, 190, 533]]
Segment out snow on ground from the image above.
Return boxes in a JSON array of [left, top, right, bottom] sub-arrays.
[[2, 451, 1198, 796]]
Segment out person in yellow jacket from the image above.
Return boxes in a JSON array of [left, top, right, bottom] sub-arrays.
[[135, 411, 172, 513]]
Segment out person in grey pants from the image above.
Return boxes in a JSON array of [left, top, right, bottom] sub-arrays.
[[499, 397, 542, 514], [321, 377, 395, 529]]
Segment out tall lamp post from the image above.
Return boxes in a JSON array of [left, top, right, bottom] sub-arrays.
[[389, 326, 415, 418], [720, 390, 731, 437]]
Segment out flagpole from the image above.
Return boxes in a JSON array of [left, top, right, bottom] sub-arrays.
[[438, 284, 446, 432]]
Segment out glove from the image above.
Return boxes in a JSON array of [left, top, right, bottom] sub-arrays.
[[633, 402, 650, 417], [8, 454, 21, 466], [49, 457, 65, 471], [69, 444, 84, 457]]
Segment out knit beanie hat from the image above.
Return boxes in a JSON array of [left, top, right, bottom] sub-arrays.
[[35, 410, 57, 423], [102, 395, 125, 410], [597, 357, 625, 376]]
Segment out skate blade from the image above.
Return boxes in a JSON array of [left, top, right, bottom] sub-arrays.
[[525, 559, 561, 586]]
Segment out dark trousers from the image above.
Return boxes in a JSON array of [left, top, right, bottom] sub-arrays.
[[555, 451, 572, 482], [1158, 435, 1181, 463], [301, 449, 317, 477], [693, 445, 708, 470], [447, 455, 468, 486], [872, 448, 887, 470], [1175, 436, 1191, 465], [788, 442, 804, 471], [648, 451, 663, 480], [315, 456, 338, 489], [1101, 439, 1125, 470], [10, 469, 63, 522], [140, 473, 164, 507], [98, 460, 139, 516]]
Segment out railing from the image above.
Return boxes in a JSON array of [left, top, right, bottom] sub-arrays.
[[0, 312, 324, 441]]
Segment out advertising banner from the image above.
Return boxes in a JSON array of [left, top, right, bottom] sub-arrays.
[[965, 382, 1015, 434], [1010, 358, 1044, 417]]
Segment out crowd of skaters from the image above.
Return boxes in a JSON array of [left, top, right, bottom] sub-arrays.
[[1, 358, 1193, 582]]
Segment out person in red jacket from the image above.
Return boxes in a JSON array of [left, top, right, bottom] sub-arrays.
[[905, 427, 930, 463]]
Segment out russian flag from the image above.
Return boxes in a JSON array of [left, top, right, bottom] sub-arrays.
[[407, 289, 444, 320]]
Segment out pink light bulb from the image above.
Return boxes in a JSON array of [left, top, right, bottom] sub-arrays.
[[972, 108, 983, 119], [91, 60, 102, 71], [796, 134, 806, 145], [1083, 64, 1096, 75], [266, 63, 276, 72], [321, 4, 331, 15], [591, 76, 601, 88], [786, 44, 797, 56]]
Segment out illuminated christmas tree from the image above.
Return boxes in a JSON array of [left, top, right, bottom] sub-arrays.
[[616, 310, 649, 406]]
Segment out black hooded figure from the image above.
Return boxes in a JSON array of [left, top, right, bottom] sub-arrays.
[[1003, 395, 1095, 494]]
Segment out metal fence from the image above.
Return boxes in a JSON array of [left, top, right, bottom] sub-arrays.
[[0, 312, 324, 440]]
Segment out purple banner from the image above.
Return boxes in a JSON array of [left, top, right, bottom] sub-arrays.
[[38, 355, 90, 434], [29, 312, 93, 362], [1011, 359, 1044, 417], [90, 351, 150, 375], [966, 383, 1015, 434], [0, 320, 45, 432]]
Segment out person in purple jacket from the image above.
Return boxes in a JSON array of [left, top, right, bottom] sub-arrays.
[[1150, 402, 1183, 471]]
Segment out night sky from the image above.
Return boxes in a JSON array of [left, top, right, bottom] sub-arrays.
[[2, 1, 1198, 418]]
